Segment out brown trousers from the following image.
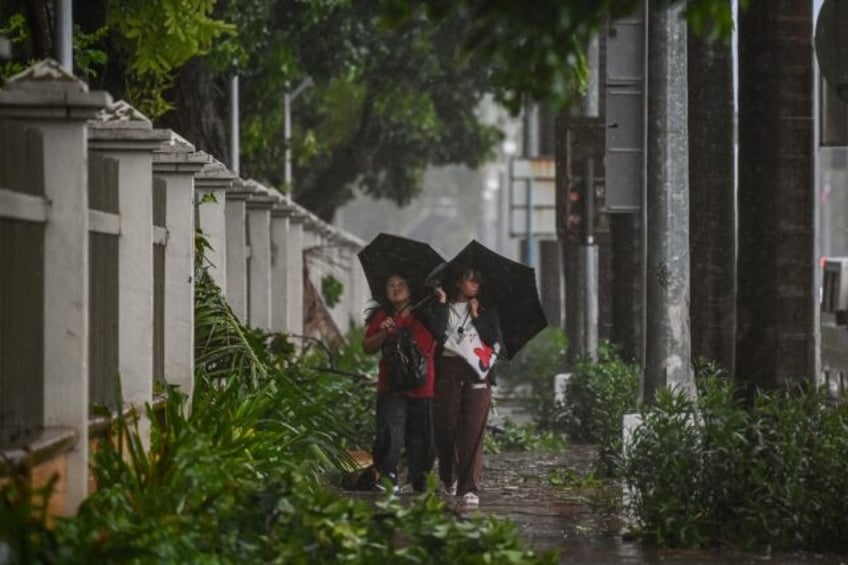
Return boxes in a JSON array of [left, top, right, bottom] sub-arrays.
[[433, 356, 492, 496]]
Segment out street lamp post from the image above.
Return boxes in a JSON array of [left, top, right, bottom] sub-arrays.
[[56, 0, 72, 71], [284, 77, 313, 188], [230, 73, 240, 174]]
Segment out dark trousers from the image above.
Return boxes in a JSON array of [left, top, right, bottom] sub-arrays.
[[433, 356, 492, 496], [373, 393, 434, 491]]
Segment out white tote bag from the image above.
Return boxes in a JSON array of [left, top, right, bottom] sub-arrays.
[[443, 323, 501, 380]]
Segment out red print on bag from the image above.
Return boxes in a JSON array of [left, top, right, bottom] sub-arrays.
[[474, 344, 494, 372]]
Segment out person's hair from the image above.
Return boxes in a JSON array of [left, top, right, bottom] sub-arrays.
[[448, 265, 482, 302], [364, 273, 411, 324]]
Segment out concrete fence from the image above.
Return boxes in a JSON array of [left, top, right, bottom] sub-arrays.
[[0, 60, 368, 514]]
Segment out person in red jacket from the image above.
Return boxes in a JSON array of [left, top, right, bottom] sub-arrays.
[[362, 273, 440, 492]]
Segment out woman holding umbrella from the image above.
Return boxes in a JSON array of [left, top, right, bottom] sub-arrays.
[[431, 264, 504, 508], [361, 273, 439, 492], [430, 240, 546, 508], [358, 233, 447, 493]]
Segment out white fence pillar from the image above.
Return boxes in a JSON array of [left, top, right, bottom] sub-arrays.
[[89, 101, 170, 447], [224, 185, 249, 322], [270, 204, 290, 334], [153, 133, 210, 401], [246, 186, 276, 331], [195, 159, 236, 294], [286, 214, 305, 337], [0, 59, 110, 513]]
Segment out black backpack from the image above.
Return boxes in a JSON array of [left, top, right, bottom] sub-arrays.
[[384, 326, 428, 392]]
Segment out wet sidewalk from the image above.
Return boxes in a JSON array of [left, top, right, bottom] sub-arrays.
[[466, 397, 842, 564], [464, 397, 848, 565], [346, 396, 843, 563], [467, 445, 845, 564]]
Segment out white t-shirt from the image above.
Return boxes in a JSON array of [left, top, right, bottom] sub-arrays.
[[446, 301, 472, 342]]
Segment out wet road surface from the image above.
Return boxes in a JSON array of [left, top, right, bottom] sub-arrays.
[[459, 445, 844, 564]]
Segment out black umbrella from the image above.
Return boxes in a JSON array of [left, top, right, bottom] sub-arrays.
[[445, 240, 547, 360], [357, 233, 446, 304]]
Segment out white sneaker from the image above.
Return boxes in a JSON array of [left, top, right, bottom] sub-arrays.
[[460, 492, 479, 507], [441, 480, 457, 496], [374, 483, 400, 494]]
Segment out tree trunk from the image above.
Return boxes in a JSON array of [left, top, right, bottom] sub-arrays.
[[643, 0, 695, 404], [736, 1, 815, 395], [158, 58, 230, 164], [687, 0, 736, 374]]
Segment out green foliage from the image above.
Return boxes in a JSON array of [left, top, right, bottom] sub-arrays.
[[0, 2, 232, 117], [327, 324, 379, 380], [0, 237, 554, 563], [622, 377, 848, 553], [685, 0, 749, 42], [0, 474, 62, 563], [298, 326, 378, 452], [557, 344, 640, 476], [216, 0, 502, 218], [379, 0, 741, 114], [496, 327, 567, 426], [107, 0, 234, 117], [0, 12, 29, 82], [486, 419, 567, 454], [548, 467, 602, 490], [320, 273, 344, 308], [73, 25, 109, 81]]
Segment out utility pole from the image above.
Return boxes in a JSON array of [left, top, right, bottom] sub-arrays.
[[579, 158, 598, 361], [56, 0, 72, 71], [229, 73, 240, 174], [284, 77, 313, 188], [523, 99, 539, 271], [643, 0, 696, 404]]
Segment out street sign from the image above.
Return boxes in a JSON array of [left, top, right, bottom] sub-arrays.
[[509, 157, 556, 237], [604, 12, 645, 213], [816, 0, 848, 103], [822, 74, 848, 146]]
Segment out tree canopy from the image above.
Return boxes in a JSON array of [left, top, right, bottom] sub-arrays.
[[214, 0, 503, 218], [380, 0, 742, 114], [1, 0, 740, 220]]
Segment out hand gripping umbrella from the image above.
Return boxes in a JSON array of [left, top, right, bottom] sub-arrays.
[[446, 240, 547, 359], [357, 233, 446, 306]]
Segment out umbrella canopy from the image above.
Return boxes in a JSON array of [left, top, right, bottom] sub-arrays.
[[357, 233, 446, 304], [446, 240, 547, 360]]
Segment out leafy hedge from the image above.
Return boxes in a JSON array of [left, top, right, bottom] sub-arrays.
[[622, 377, 848, 554], [556, 344, 640, 475], [0, 239, 555, 564], [495, 327, 567, 427]]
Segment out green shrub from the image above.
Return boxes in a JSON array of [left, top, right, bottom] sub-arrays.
[[486, 419, 568, 454], [621, 377, 848, 554], [496, 327, 567, 426], [321, 274, 344, 308], [0, 243, 556, 563], [40, 383, 556, 563], [557, 343, 639, 476], [298, 324, 378, 452]]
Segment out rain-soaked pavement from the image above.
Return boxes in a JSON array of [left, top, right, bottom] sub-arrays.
[[463, 445, 843, 564], [455, 398, 846, 564], [346, 399, 846, 564]]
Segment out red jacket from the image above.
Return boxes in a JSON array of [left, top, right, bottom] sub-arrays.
[[366, 310, 437, 397]]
